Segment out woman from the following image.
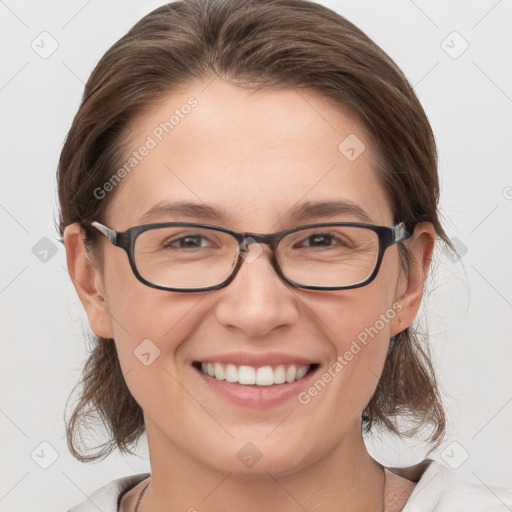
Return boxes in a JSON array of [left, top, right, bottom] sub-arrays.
[[59, 0, 512, 510]]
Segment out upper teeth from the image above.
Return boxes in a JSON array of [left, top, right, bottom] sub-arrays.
[[200, 362, 311, 386]]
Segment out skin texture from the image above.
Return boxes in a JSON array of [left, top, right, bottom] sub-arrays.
[[64, 77, 434, 511]]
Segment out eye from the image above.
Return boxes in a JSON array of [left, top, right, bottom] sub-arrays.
[[163, 234, 214, 249], [295, 232, 349, 248]]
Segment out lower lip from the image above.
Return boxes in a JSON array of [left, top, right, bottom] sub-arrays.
[[193, 365, 319, 407]]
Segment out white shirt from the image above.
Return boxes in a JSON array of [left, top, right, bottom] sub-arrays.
[[67, 459, 512, 511]]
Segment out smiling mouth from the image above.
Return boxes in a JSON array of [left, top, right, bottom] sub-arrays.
[[192, 361, 319, 386]]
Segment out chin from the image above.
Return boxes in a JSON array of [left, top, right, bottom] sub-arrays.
[[194, 434, 314, 479]]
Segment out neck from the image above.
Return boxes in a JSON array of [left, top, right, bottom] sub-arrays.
[[141, 417, 385, 512]]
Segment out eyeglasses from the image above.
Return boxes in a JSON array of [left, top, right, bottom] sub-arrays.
[[87, 220, 413, 292]]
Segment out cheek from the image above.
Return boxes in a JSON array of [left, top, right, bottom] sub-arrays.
[[301, 278, 399, 407], [107, 290, 201, 367], [102, 248, 187, 347], [313, 278, 398, 352], [103, 278, 214, 415], [106, 297, 192, 423]]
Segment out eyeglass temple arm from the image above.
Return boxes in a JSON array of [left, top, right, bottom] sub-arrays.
[[90, 221, 117, 244], [393, 222, 413, 242]]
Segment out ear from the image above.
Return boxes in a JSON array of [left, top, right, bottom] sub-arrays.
[[64, 223, 114, 339], [390, 222, 435, 336]]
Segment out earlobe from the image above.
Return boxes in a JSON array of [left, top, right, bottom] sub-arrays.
[[389, 222, 435, 336], [64, 223, 114, 339]]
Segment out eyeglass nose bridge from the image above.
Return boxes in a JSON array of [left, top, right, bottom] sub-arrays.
[[236, 232, 282, 255], [229, 232, 289, 288]]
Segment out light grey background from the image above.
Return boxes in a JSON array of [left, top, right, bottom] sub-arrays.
[[1, 0, 511, 510]]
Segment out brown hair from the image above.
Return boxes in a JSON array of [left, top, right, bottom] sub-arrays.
[[57, 0, 448, 462]]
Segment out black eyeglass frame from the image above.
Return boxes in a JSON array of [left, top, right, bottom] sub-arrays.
[[87, 220, 414, 292]]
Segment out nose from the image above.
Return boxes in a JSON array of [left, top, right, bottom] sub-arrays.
[[213, 244, 300, 337]]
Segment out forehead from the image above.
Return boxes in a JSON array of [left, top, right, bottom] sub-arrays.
[[104, 78, 393, 230]]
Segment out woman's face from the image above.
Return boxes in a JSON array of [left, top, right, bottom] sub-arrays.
[[71, 78, 428, 477]]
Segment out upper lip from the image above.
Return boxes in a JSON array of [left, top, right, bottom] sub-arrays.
[[193, 352, 318, 367]]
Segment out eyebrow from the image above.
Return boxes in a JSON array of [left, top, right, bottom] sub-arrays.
[[139, 200, 229, 224], [138, 199, 374, 226], [284, 200, 374, 224]]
